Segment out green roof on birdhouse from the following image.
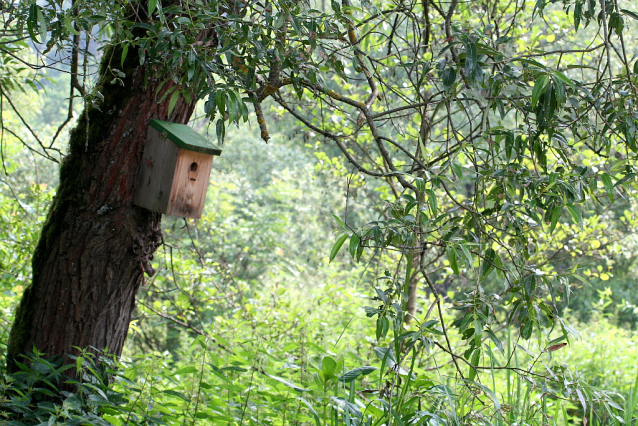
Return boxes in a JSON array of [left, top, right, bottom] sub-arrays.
[[150, 119, 222, 156]]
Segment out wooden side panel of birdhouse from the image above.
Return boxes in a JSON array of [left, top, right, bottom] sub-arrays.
[[134, 127, 180, 214], [165, 149, 213, 218]]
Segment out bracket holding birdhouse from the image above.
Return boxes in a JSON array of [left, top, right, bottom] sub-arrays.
[[134, 119, 222, 219]]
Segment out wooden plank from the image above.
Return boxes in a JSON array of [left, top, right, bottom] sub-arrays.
[[133, 126, 180, 213], [166, 150, 213, 218]]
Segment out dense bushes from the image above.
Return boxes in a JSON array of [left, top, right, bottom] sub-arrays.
[[4, 284, 638, 425]]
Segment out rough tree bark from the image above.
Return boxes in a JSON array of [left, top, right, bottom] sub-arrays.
[[6, 44, 197, 371]]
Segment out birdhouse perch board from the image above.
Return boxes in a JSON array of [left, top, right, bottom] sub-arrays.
[[134, 119, 222, 219]]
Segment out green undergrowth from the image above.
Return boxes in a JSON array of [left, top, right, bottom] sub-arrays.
[[3, 280, 638, 425]]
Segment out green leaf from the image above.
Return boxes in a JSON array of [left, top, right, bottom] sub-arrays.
[[329, 234, 348, 263], [376, 315, 390, 339], [480, 248, 496, 280], [218, 365, 247, 372], [533, 0, 546, 18], [322, 356, 337, 379], [227, 91, 239, 122], [548, 334, 567, 346], [162, 389, 191, 401], [553, 77, 566, 107], [133, 22, 157, 33], [167, 90, 180, 117], [27, 5, 40, 43], [374, 347, 397, 369], [149, 0, 158, 15], [297, 397, 322, 426], [515, 58, 548, 69], [447, 246, 459, 275], [356, 243, 364, 262], [521, 319, 533, 339], [349, 234, 360, 258], [76, 356, 84, 372], [610, 12, 624, 36], [468, 348, 481, 381], [441, 67, 457, 88], [215, 89, 226, 116], [474, 382, 501, 412], [404, 200, 418, 216], [332, 214, 346, 229], [574, 1, 582, 29], [459, 243, 474, 270], [601, 173, 614, 202], [239, 97, 249, 122], [551, 71, 574, 86], [550, 205, 562, 234], [121, 44, 129, 68], [615, 172, 636, 187], [64, 14, 80, 36], [621, 9, 638, 21], [532, 74, 550, 108], [175, 366, 198, 375], [485, 328, 504, 354], [565, 204, 583, 228], [36, 7, 47, 44], [425, 189, 437, 216], [338, 366, 377, 382], [474, 318, 483, 346], [375, 287, 388, 303], [215, 118, 225, 145], [264, 374, 310, 392], [464, 41, 478, 81], [576, 388, 587, 411]]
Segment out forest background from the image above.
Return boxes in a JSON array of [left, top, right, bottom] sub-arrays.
[[4, 0, 638, 425]]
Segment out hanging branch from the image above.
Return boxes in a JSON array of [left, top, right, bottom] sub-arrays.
[[0, 87, 60, 162]]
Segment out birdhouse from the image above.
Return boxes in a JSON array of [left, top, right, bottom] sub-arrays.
[[134, 119, 222, 219]]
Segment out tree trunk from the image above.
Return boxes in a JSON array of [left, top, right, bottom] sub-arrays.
[[404, 249, 420, 324], [6, 45, 196, 371], [405, 272, 419, 324]]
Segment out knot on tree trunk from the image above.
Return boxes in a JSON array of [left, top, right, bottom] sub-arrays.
[[133, 223, 162, 278]]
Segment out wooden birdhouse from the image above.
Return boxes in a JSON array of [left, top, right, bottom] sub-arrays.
[[134, 119, 222, 219]]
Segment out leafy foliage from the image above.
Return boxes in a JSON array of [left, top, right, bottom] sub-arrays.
[[6, 0, 638, 424]]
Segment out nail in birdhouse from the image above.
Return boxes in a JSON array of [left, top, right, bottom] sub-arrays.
[[134, 119, 222, 218]]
